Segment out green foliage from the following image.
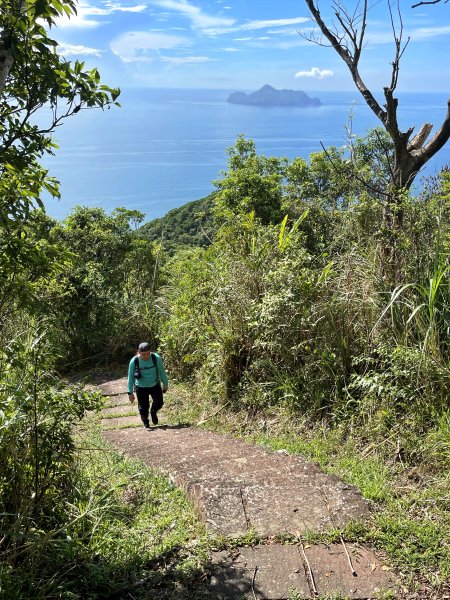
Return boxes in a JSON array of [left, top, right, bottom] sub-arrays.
[[0, 0, 119, 225], [214, 135, 285, 225], [161, 131, 449, 435], [160, 245, 215, 379], [213, 131, 392, 256], [282, 128, 392, 255], [0, 422, 210, 599], [347, 344, 450, 448], [0, 210, 68, 332], [161, 210, 340, 409], [0, 330, 102, 570], [139, 193, 216, 253], [422, 409, 450, 471], [162, 213, 380, 415], [41, 206, 160, 364], [0, 0, 121, 362]]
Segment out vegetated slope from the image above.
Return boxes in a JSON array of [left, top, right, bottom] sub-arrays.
[[139, 193, 216, 252]]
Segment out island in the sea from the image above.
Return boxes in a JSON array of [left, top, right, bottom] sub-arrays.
[[227, 84, 321, 107]]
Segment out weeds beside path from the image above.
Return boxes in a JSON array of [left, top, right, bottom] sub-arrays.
[[14, 370, 442, 599], [93, 375, 411, 599]]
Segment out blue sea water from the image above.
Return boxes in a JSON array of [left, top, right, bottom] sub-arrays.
[[42, 88, 450, 222]]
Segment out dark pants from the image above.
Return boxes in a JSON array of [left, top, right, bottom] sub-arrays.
[[136, 385, 164, 425]]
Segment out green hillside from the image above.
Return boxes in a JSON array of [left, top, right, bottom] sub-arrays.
[[139, 193, 216, 251]]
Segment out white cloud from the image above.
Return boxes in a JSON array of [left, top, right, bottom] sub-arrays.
[[241, 17, 309, 31], [202, 15, 309, 37], [56, 1, 147, 28], [57, 43, 103, 57], [151, 0, 235, 29], [266, 27, 303, 36], [295, 67, 334, 79], [111, 31, 190, 62], [409, 24, 450, 40], [104, 1, 147, 12], [160, 55, 214, 63], [55, 10, 102, 28]]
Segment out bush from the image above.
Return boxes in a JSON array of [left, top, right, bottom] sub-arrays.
[[0, 331, 102, 569]]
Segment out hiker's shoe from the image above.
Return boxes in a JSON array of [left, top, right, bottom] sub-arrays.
[[150, 412, 158, 425], [143, 421, 150, 429]]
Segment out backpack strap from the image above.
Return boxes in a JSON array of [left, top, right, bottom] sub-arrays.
[[151, 352, 160, 383], [133, 356, 140, 393]]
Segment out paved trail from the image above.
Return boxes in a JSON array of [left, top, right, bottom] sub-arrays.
[[98, 376, 396, 599]]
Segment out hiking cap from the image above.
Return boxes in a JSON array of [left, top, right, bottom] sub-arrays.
[[138, 342, 151, 352]]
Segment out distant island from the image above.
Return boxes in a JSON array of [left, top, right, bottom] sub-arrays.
[[227, 84, 321, 107]]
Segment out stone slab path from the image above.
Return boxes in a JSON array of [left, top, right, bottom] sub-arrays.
[[97, 377, 397, 599]]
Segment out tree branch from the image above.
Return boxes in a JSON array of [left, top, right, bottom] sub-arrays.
[[415, 100, 450, 161], [304, 0, 387, 122], [408, 123, 433, 151], [412, 0, 448, 7]]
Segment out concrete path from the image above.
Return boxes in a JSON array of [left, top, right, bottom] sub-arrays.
[[98, 376, 397, 599]]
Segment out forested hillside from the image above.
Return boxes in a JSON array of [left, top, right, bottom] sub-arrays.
[[139, 193, 216, 252]]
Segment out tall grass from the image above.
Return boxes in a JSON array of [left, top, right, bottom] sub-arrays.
[[1, 416, 210, 599], [0, 331, 102, 590]]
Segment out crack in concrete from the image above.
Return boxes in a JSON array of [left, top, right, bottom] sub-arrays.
[[239, 486, 251, 530]]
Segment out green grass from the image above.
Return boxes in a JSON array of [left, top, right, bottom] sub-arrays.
[[100, 409, 137, 419], [0, 419, 213, 599]]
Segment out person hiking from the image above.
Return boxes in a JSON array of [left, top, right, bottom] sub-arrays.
[[127, 342, 169, 429]]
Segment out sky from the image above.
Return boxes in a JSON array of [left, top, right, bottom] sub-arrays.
[[53, 0, 450, 91]]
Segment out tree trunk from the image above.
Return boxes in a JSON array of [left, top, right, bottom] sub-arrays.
[[0, 32, 14, 94]]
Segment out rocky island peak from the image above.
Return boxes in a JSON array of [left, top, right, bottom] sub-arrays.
[[227, 84, 321, 107]]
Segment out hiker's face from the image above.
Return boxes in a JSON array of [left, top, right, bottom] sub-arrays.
[[139, 350, 151, 360]]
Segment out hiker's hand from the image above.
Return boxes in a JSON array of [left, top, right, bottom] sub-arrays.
[[128, 393, 135, 404], [162, 387, 168, 394]]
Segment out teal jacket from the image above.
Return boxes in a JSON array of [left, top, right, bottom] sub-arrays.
[[127, 352, 169, 394]]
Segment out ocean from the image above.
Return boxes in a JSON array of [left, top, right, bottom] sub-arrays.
[[41, 88, 450, 222]]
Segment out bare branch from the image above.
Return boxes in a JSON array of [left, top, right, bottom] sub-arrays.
[[408, 123, 433, 151], [415, 100, 450, 161], [412, 0, 448, 7], [304, 0, 450, 192], [304, 0, 387, 122], [386, 0, 409, 93]]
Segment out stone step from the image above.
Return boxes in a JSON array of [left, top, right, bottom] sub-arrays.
[[210, 544, 396, 599]]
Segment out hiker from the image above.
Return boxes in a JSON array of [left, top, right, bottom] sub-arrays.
[[127, 342, 169, 429]]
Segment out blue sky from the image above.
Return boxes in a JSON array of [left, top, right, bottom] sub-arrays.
[[54, 0, 450, 91]]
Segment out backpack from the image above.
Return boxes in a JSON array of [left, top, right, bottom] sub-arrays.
[[134, 353, 160, 382]]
